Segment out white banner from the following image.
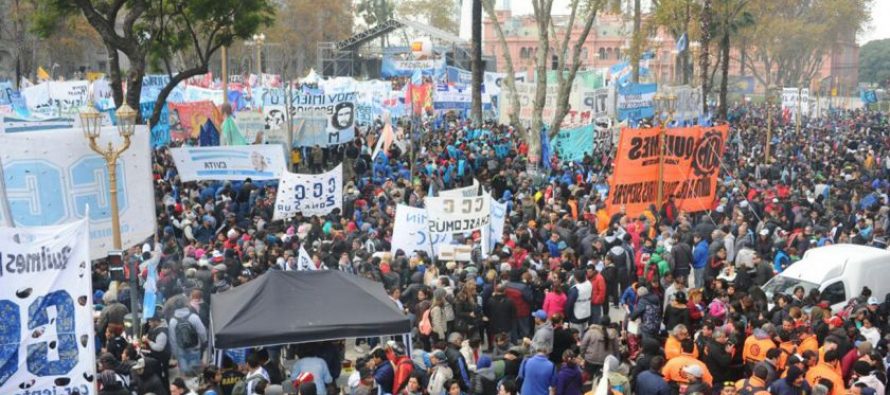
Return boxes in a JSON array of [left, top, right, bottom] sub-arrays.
[[580, 87, 615, 119], [274, 164, 343, 220], [671, 86, 703, 122], [263, 90, 357, 146], [170, 145, 287, 182], [438, 179, 481, 198], [425, 195, 491, 234], [391, 204, 453, 256], [0, 127, 156, 259], [483, 196, 507, 254], [21, 81, 90, 117], [782, 88, 810, 117], [234, 112, 267, 144], [483, 72, 527, 97], [0, 218, 95, 395]]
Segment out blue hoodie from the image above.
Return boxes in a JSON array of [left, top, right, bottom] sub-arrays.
[[692, 240, 709, 269]]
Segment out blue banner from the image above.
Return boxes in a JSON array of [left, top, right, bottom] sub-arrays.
[[445, 66, 472, 87], [140, 101, 171, 147], [0, 81, 13, 105], [380, 56, 446, 79], [861, 88, 878, 104], [550, 124, 594, 162]]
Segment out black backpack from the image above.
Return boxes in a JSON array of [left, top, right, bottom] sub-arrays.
[[175, 314, 199, 349]]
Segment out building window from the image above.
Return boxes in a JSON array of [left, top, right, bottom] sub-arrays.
[[581, 47, 588, 61], [520, 47, 529, 59], [598, 47, 606, 60], [615, 48, 621, 60]]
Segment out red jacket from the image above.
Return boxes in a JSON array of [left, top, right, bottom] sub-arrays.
[[591, 273, 607, 305]]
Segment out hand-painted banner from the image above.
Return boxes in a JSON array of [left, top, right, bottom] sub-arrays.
[[665, 85, 702, 122], [425, 195, 491, 234], [168, 101, 221, 140], [782, 88, 810, 117], [391, 204, 453, 256], [606, 124, 729, 217], [580, 87, 615, 119], [498, 82, 559, 127], [0, 218, 96, 395], [483, 196, 507, 254], [234, 111, 267, 144], [433, 84, 491, 111], [170, 145, 287, 181], [551, 124, 595, 162], [273, 164, 343, 220], [407, 83, 433, 116], [380, 56, 446, 78], [0, 81, 14, 105], [0, 126, 156, 259], [445, 66, 473, 87], [261, 90, 356, 143], [21, 81, 90, 117], [617, 83, 657, 122], [483, 72, 527, 97], [438, 179, 481, 198], [183, 85, 225, 105], [140, 101, 171, 147], [293, 114, 341, 147], [0, 115, 75, 133]]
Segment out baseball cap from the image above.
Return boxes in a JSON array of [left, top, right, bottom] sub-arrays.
[[532, 309, 547, 321], [868, 296, 879, 305], [828, 316, 844, 327]]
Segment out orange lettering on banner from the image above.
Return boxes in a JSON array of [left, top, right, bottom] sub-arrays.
[[606, 125, 729, 218], [167, 100, 222, 140]]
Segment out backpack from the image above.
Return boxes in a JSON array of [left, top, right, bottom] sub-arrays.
[[641, 301, 661, 334], [419, 308, 433, 336], [175, 314, 199, 349], [231, 374, 267, 395]]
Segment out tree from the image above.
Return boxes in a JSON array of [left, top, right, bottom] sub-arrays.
[[356, 0, 393, 27], [470, 0, 482, 127], [397, 0, 459, 34], [482, 0, 523, 137], [860, 39, 890, 87], [739, 0, 871, 90], [651, 0, 702, 84], [713, 0, 752, 120], [264, 0, 353, 76], [698, 0, 712, 114], [35, 0, 274, 126]]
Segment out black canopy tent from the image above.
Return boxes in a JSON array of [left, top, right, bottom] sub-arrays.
[[211, 270, 411, 349]]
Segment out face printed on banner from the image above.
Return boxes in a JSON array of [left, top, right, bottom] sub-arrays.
[[250, 151, 269, 172], [333, 102, 355, 130]]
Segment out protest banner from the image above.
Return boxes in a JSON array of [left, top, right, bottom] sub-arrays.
[[170, 145, 286, 182], [0, 115, 74, 134], [407, 83, 434, 116], [262, 90, 357, 146], [483, 71, 527, 97], [0, 218, 95, 395], [498, 82, 558, 126], [433, 84, 491, 111], [606, 124, 729, 217], [425, 195, 491, 234], [551, 124, 595, 162], [580, 87, 615, 119], [728, 76, 756, 95], [391, 204, 453, 256], [21, 81, 90, 117], [482, 196, 507, 254], [234, 111, 267, 143], [183, 85, 225, 105], [669, 86, 703, 122], [438, 245, 473, 261], [140, 101, 170, 147], [0, 81, 13, 105], [617, 83, 657, 122], [273, 164, 343, 220], [445, 66, 473, 88], [438, 179, 481, 198], [168, 101, 221, 140], [782, 88, 810, 117], [292, 114, 335, 147], [0, 126, 155, 259], [380, 56, 446, 78]]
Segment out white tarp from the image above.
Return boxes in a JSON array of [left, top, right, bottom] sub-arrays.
[[425, 195, 491, 234], [438, 179, 480, 198], [0, 218, 96, 395], [391, 204, 453, 257], [0, 127, 156, 259], [170, 145, 287, 182], [273, 164, 343, 220]]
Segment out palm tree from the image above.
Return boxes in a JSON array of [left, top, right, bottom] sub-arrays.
[[471, 0, 483, 127]]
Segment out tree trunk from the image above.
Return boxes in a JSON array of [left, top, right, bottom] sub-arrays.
[[106, 44, 124, 108], [530, 0, 553, 166], [631, 0, 642, 83], [483, 0, 525, 151], [718, 31, 730, 120], [149, 65, 210, 127], [126, 56, 145, 121], [470, 0, 483, 128], [699, 0, 712, 115]]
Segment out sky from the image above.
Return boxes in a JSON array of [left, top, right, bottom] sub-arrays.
[[503, 0, 890, 44]]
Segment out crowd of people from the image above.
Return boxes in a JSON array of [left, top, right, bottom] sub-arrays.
[[90, 103, 890, 395]]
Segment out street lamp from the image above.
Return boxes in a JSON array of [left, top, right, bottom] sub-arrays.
[[653, 92, 677, 209], [689, 41, 701, 87], [253, 33, 266, 78], [765, 86, 779, 164]]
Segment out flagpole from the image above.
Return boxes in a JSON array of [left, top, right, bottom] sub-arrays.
[[0, 158, 14, 227]]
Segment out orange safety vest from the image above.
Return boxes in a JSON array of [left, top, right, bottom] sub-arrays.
[[734, 376, 770, 395], [742, 335, 775, 364], [805, 362, 844, 395], [777, 341, 796, 371], [818, 347, 843, 377], [798, 335, 818, 356], [665, 336, 699, 360], [662, 354, 714, 385]]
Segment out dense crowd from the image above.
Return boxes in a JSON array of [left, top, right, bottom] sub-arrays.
[[91, 103, 890, 395]]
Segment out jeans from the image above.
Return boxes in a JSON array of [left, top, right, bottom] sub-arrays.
[[511, 317, 532, 343], [176, 347, 203, 376], [693, 268, 705, 289], [590, 305, 603, 325]]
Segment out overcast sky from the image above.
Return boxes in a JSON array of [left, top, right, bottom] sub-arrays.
[[504, 0, 890, 44]]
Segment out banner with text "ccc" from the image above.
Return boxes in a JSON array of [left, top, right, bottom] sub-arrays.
[[606, 124, 728, 218]]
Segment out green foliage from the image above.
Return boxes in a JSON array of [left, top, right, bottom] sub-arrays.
[[397, 0, 459, 34], [356, 0, 394, 26], [859, 39, 890, 86]]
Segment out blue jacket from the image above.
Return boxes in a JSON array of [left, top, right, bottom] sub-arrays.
[[555, 364, 583, 395], [768, 378, 811, 395], [619, 286, 638, 314], [692, 240, 709, 269], [635, 370, 672, 395], [773, 250, 790, 273], [519, 354, 557, 395]]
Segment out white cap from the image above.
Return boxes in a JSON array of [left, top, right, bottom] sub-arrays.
[[682, 364, 703, 378], [868, 297, 879, 305]]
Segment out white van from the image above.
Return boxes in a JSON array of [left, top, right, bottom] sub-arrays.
[[762, 244, 890, 312]]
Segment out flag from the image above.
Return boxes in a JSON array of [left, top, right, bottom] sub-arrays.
[[676, 33, 688, 53], [641, 51, 656, 60], [37, 66, 50, 81], [541, 127, 553, 170], [411, 68, 423, 85], [297, 245, 315, 271], [372, 111, 394, 159]]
